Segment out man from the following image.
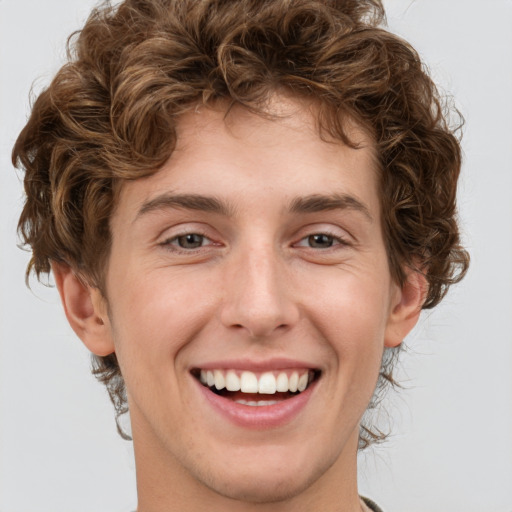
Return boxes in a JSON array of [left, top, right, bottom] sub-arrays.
[[12, 0, 468, 510]]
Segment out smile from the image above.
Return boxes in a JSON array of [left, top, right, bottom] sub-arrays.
[[193, 368, 319, 406]]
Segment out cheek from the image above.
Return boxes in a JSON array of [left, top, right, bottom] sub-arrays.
[[106, 266, 220, 363], [306, 268, 392, 338], [299, 266, 392, 383]]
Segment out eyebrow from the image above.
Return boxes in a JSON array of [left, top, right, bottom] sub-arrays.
[[135, 193, 235, 221], [289, 193, 373, 222], [135, 192, 373, 222]]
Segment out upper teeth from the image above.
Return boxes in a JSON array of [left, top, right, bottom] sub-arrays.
[[199, 369, 312, 394]]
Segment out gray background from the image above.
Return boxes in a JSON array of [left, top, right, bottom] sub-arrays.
[[1, 1, 511, 511]]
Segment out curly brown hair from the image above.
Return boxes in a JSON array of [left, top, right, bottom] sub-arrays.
[[12, 0, 469, 447]]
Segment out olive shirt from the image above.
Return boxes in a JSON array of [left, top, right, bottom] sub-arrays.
[[362, 496, 384, 512]]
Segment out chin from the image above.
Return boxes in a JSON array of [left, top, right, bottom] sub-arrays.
[[191, 449, 333, 505], [203, 471, 317, 504]]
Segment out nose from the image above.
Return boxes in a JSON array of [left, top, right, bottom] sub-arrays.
[[219, 245, 300, 339]]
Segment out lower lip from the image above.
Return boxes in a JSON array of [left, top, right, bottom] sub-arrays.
[[195, 377, 317, 429]]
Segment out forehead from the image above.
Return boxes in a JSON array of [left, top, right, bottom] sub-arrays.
[[113, 96, 380, 224], [175, 97, 375, 167]]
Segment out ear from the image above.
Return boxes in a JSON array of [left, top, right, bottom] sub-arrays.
[[384, 268, 427, 348], [52, 262, 115, 356]]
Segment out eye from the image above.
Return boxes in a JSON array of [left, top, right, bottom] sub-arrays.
[[306, 234, 335, 248], [163, 233, 213, 250], [295, 232, 350, 250], [295, 233, 346, 249]]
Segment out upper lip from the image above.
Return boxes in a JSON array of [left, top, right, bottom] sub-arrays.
[[190, 358, 320, 372]]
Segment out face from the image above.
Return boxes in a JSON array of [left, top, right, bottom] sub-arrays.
[[84, 97, 416, 507]]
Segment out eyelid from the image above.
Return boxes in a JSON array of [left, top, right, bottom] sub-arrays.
[[292, 225, 353, 247], [155, 221, 212, 242]]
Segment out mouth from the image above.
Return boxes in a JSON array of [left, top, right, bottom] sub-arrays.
[[191, 368, 321, 406]]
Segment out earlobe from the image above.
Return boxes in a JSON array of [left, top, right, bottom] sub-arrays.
[[384, 268, 427, 348], [51, 262, 115, 356]]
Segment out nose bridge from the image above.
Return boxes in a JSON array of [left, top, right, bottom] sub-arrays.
[[220, 239, 299, 338]]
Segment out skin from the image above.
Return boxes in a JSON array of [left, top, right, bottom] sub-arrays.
[[54, 96, 425, 512]]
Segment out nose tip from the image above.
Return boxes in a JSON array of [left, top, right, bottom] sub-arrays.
[[219, 254, 300, 339], [226, 299, 298, 338]]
